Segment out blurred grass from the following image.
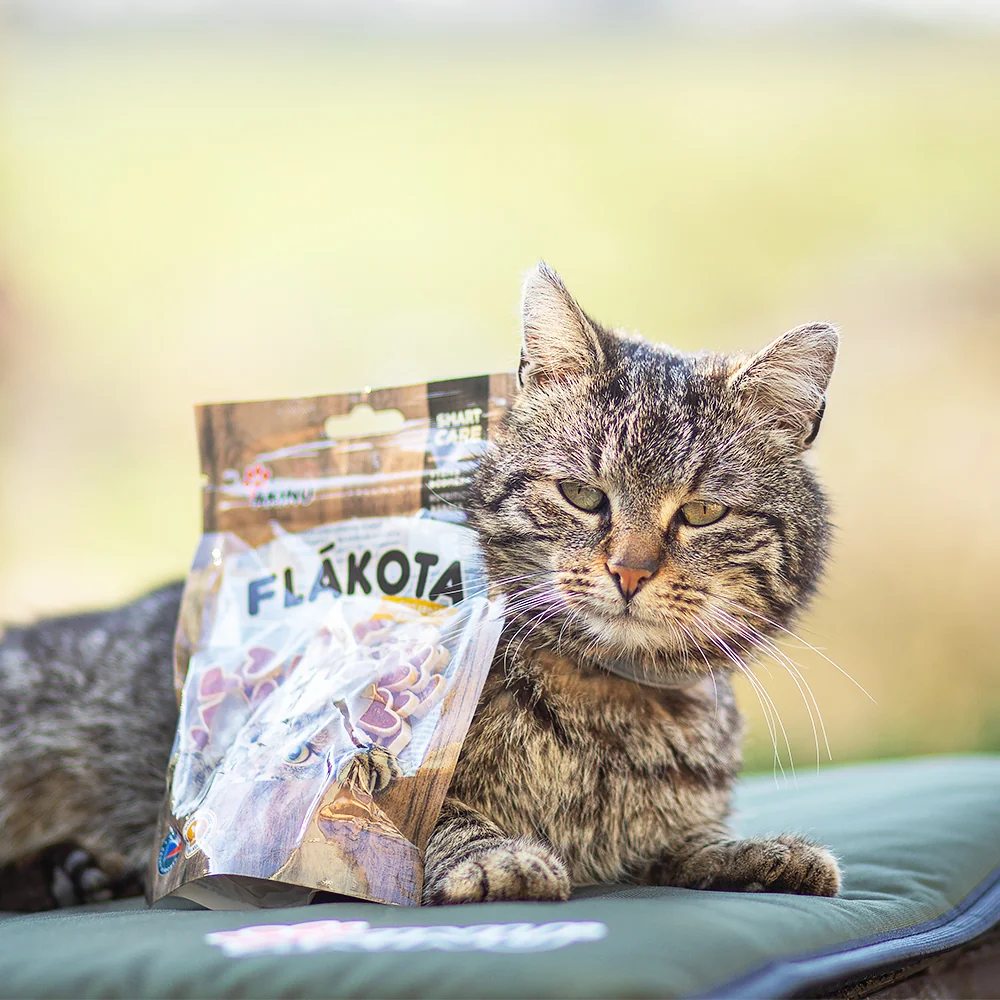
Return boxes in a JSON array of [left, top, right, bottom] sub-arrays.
[[1, 29, 998, 771]]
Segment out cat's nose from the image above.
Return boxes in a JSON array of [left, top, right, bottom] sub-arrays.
[[607, 560, 657, 600]]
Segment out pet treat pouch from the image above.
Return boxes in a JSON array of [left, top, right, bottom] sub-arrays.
[[149, 375, 515, 909]]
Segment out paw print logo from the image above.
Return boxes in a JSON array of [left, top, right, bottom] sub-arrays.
[[243, 462, 272, 494]]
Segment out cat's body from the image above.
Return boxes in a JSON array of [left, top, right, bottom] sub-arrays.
[[0, 264, 842, 909], [0, 585, 180, 908]]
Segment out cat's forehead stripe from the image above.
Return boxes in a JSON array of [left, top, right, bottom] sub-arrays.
[[592, 352, 718, 497]]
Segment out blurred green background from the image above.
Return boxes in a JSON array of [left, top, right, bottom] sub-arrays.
[[2, 11, 999, 772]]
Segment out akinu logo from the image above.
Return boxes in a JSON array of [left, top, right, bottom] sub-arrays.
[[241, 462, 315, 510]]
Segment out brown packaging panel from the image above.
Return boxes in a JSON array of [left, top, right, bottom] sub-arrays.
[[197, 374, 515, 545]]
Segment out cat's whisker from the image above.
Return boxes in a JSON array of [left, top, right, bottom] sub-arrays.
[[744, 672, 793, 786], [502, 603, 561, 632], [710, 607, 830, 770], [503, 610, 548, 672], [741, 621, 832, 766], [713, 595, 876, 704], [691, 617, 794, 783], [662, 619, 693, 669], [733, 662, 786, 784], [555, 605, 587, 657], [509, 604, 566, 667], [677, 622, 721, 723], [502, 592, 556, 622], [489, 571, 553, 588], [502, 597, 560, 671], [499, 580, 562, 613], [504, 589, 569, 668], [422, 488, 470, 514], [502, 591, 559, 616], [491, 580, 557, 604], [716, 611, 825, 764]]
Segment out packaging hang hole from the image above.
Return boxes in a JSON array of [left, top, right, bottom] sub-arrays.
[[324, 404, 406, 441]]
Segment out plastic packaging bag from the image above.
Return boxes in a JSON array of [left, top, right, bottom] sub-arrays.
[[149, 375, 514, 909]]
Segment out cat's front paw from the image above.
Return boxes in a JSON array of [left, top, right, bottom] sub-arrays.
[[423, 838, 570, 905], [658, 832, 841, 897], [703, 834, 841, 896], [747, 834, 841, 896], [0, 844, 127, 912]]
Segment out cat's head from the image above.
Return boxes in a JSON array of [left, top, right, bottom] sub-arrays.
[[470, 263, 837, 683]]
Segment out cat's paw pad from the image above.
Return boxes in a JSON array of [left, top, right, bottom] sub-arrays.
[[771, 835, 841, 896], [48, 847, 114, 907], [339, 744, 402, 795], [716, 835, 841, 896], [423, 839, 570, 905]]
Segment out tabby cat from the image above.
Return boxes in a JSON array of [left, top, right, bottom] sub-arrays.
[[0, 263, 841, 910]]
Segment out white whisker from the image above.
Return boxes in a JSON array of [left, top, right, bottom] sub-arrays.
[[691, 616, 794, 784], [714, 594, 876, 704], [710, 606, 830, 770]]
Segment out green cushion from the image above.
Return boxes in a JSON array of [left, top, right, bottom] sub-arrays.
[[2, 755, 998, 999]]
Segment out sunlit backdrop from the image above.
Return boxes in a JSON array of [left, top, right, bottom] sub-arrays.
[[2, 10, 999, 771]]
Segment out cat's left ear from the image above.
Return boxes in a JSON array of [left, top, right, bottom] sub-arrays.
[[518, 262, 606, 389], [729, 323, 838, 451]]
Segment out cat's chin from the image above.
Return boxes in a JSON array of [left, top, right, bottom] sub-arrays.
[[579, 606, 677, 648], [562, 619, 692, 687], [570, 612, 712, 685]]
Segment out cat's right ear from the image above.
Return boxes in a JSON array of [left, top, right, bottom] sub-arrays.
[[729, 322, 839, 451], [519, 262, 606, 390]]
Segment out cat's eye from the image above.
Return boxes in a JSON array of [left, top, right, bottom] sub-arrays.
[[680, 501, 729, 527], [558, 480, 607, 512], [285, 743, 315, 765]]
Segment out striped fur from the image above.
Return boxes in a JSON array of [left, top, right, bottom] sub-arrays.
[[423, 263, 841, 903]]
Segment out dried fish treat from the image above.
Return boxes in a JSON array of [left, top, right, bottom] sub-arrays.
[[389, 690, 420, 719], [409, 674, 447, 720], [359, 699, 402, 740], [379, 658, 421, 693], [150, 374, 513, 909]]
